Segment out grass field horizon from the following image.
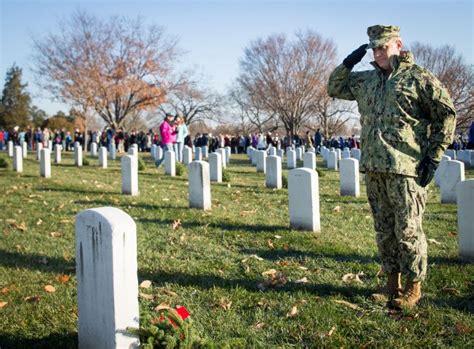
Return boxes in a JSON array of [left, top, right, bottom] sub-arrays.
[[0, 150, 473, 348]]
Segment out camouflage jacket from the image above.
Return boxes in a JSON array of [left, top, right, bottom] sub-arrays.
[[327, 51, 456, 176]]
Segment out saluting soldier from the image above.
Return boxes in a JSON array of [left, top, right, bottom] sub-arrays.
[[327, 25, 456, 308]]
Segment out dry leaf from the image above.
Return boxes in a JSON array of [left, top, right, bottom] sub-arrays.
[[0, 301, 7, 308], [427, 238, 442, 246], [294, 277, 309, 284], [154, 302, 171, 312], [57, 274, 70, 284], [1, 287, 9, 294], [455, 322, 472, 335], [254, 321, 265, 329], [139, 293, 154, 300], [262, 269, 278, 277], [172, 219, 182, 230], [327, 326, 336, 337], [6, 219, 16, 224], [44, 285, 56, 293], [220, 299, 232, 311], [36, 219, 43, 225], [274, 235, 282, 239], [24, 295, 40, 303], [286, 305, 298, 318], [11, 222, 27, 231], [161, 289, 178, 297], [332, 206, 341, 213], [60, 219, 71, 224], [50, 232, 62, 238], [342, 272, 365, 284], [334, 299, 362, 310], [278, 260, 289, 267], [241, 254, 263, 263], [140, 280, 152, 289], [267, 239, 275, 249], [298, 266, 308, 271]]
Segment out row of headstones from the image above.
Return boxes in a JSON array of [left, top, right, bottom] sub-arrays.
[[445, 149, 474, 168], [247, 147, 360, 196], [75, 170, 474, 347]]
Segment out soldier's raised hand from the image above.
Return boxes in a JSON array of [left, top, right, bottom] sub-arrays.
[[343, 44, 368, 70]]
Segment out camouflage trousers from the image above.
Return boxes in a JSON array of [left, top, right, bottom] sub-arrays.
[[366, 172, 428, 282]]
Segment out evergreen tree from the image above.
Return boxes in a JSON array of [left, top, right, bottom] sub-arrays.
[[30, 105, 48, 128], [0, 65, 31, 129]]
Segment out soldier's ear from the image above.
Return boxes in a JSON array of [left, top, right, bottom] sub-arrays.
[[396, 37, 403, 50]]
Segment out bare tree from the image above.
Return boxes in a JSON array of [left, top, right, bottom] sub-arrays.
[[227, 84, 278, 133], [411, 42, 473, 131], [32, 11, 179, 131], [155, 75, 222, 126], [237, 30, 338, 139]]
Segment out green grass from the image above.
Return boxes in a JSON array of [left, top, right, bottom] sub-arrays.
[[0, 151, 473, 348]]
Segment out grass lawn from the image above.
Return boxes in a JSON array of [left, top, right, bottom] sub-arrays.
[[0, 150, 473, 348]]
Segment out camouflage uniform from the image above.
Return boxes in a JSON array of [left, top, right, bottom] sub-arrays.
[[327, 27, 456, 281]]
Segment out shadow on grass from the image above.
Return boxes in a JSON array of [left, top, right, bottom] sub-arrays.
[[241, 248, 378, 264], [36, 186, 117, 195], [139, 269, 368, 298], [137, 217, 288, 233], [0, 249, 75, 273], [0, 332, 77, 349], [428, 295, 474, 314]]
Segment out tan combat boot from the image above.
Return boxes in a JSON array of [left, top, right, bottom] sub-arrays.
[[391, 279, 421, 309], [370, 273, 402, 303]]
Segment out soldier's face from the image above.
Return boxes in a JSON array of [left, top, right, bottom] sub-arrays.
[[372, 38, 402, 71]]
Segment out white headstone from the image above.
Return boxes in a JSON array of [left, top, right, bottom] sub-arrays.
[[209, 152, 222, 182], [277, 149, 284, 160], [342, 149, 351, 159], [151, 144, 158, 160], [445, 149, 456, 160], [456, 179, 474, 261], [225, 146, 231, 164], [256, 150, 267, 173], [434, 155, 451, 187], [202, 145, 209, 158], [218, 148, 227, 168], [75, 207, 139, 349], [340, 158, 360, 197], [121, 155, 138, 195], [128, 144, 138, 158], [303, 152, 316, 170], [75, 143, 83, 167], [109, 143, 116, 160], [99, 147, 108, 169], [156, 146, 163, 162], [183, 146, 192, 165], [48, 140, 53, 151], [250, 148, 257, 166], [90, 142, 98, 157], [7, 141, 14, 157], [440, 160, 465, 204], [54, 144, 61, 164], [266, 155, 282, 189], [13, 146, 22, 172], [296, 147, 303, 161], [470, 151, 474, 168], [268, 147, 277, 156], [22, 141, 27, 159], [164, 151, 176, 176], [288, 168, 320, 232], [40, 148, 51, 178], [287, 150, 297, 169], [308, 147, 315, 153], [246, 146, 254, 158], [195, 147, 203, 161], [327, 150, 338, 170], [336, 149, 342, 160], [351, 149, 361, 161], [36, 142, 43, 160], [188, 161, 211, 210]]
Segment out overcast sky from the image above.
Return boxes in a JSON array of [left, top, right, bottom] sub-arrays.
[[1, 0, 472, 115]]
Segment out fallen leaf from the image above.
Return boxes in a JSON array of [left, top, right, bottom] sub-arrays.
[[286, 305, 298, 318], [455, 322, 472, 335], [0, 301, 7, 308], [139, 293, 154, 300], [342, 272, 365, 284], [60, 219, 71, 224], [1, 287, 9, 294], [427, 238, 442, 246], [10, 222, 27, 231], [57, 274, 70, 284], [298, 266, 308, 271], [44, 285, 56, 293], [278, 260, 289, 267], [254, 321, 265, 329], [161, 289, 178, 297], [220, 299, 232, 311], [24, 295, 40, 303], [172, 219, 182, 230], [262, 269, 278, 277], [162, 198, 170, 201], [334, 299, 362, 310], [326, 325, 336, 337], [140, 280, 152, 289], [241, 254, 263, 263], [50, 232, 62, 238], [36, 219, 43, 225], [267, 239, 275, 249], [274, 235, 282, 239], [154, 303, 171, 312], [448, 231, 457, 237], [294, 277, 309, 284], [332, 206, 341, 213], [5, 218, 16, 224]]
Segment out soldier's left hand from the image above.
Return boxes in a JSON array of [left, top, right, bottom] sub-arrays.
[[416, 156, 439, 187]]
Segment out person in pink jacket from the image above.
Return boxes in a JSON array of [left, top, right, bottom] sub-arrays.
[[155, 113, 177, 167]]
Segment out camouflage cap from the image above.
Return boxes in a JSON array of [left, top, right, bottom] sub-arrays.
[[367, 25, 400, 49]]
